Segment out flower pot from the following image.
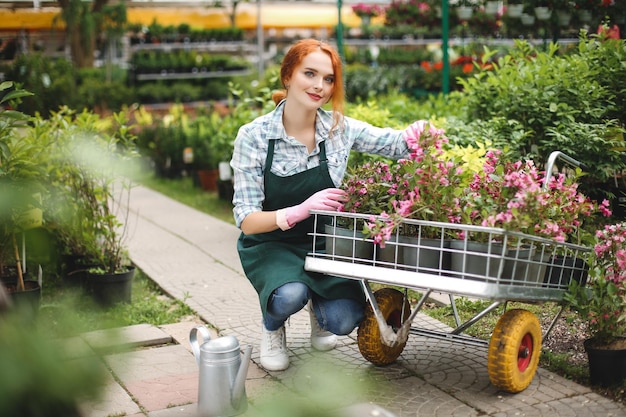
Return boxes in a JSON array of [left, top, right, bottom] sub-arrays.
[[485, 1, 499, 15], [520, 13, 536, 25], [556, 10, 572, 26], [196, 169, 219, 192], [85, 266, 135, 306], [503, 247, 549, 285], [449, 240, 506, 281], [456, 6, 474, 20], [506, 3, 524, 18], [325, 224, 373, 263], [534, 6, 552, 20], [543, 256, 589, 289], [400, 236, 451, 274], [578, 9, 592, 23], [217, 179, 234, 201], [1, 275, 41, 319], [376, 235, 404, 266], [584, 337, 626, 387]]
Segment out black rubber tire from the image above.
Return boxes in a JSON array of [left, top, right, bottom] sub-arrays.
[[357, 288, 411, 366], [487, 308, 542, 393]]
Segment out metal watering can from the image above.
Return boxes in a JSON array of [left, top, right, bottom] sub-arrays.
[[190, 326, 253, 417]]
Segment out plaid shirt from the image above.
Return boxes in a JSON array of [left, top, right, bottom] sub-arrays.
[[231, 101, 409, 227]]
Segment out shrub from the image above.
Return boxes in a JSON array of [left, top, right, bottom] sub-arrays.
[[457, 35, 626, 184]]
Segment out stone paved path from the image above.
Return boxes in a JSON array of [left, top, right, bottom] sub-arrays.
[[75, 185, 626, 417]]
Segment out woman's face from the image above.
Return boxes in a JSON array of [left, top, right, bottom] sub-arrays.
[[286, 50, 334, 111]]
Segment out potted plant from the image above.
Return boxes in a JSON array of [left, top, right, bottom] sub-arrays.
[[349, 120, 466, 268], [564, 222, 626, 387], [351, 2, 384, 25], [0, 81, 44, 314], [45, 107, 139, 306], [451, 0, 480, 20], [451, 148, 611, 281]]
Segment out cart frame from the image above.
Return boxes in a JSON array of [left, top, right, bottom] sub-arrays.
[[303, 151, 592, 393]]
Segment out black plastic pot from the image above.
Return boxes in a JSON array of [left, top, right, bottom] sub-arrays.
[[543, 256, 589, 288], [584, 338, 626, 387], [1, 274, 41, 319], [84, 266, 135, 307]]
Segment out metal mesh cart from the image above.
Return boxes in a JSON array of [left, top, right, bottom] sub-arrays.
[[304, 153, 592, 393]]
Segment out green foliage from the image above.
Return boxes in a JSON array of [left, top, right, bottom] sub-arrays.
[[0, 82, 43, 276], [76, 74, 135, 112], [457, 36, 626, 183], [4, 53, 79, 116], [0, 310, 106, 417], [565, 277, 625, 345], [39, 107, 140, 274], [344, 65, 426, 101]]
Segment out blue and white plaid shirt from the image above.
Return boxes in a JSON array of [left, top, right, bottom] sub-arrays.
[[230, 101, 410, 227]]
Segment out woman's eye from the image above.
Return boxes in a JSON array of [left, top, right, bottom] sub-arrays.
[[325, 77, 334, 84], [304, 71, 314, 77]]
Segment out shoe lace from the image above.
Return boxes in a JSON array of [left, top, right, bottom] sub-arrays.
[[266, 327, 285, 352]]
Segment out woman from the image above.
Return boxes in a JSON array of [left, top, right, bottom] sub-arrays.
[[231, 39, 418, 371]]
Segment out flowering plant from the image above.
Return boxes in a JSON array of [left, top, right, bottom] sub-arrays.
[[460, 149, 612, 243], [340, 160, 396, 217], [341, 121, 610, 249], [564, 223, 626, 347], [352, 3, 385, 18], [573, 0, 607, 10], [355, 120, 469, 246]]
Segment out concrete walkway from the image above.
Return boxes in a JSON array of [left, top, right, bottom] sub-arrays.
[[76, 185, 626, 417]]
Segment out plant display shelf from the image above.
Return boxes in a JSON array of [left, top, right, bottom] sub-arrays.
[[129, 41, 255, 54], [135, 69, 250, 81], [304, 210, 591, 393]]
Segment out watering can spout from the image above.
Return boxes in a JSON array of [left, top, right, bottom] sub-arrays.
[[231, 344, 252, 410]]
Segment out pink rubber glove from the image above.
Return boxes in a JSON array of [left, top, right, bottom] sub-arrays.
[[285, 188, 347, 227]]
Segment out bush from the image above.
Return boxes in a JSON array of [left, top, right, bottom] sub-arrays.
[[457, 35, 626, 183], [4, 53, 79, 116]]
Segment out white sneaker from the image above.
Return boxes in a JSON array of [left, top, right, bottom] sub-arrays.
[[260, 324, 289, 371], [308, 301, 337, 351]]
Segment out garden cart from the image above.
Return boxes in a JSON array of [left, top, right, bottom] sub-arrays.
[[304, 151, 592, 393]]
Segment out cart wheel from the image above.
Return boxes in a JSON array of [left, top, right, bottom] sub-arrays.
[[357, 288, 411, 366], [487, 309, 542, 393]]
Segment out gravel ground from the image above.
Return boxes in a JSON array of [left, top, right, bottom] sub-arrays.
[[540, 313, 626, 406]]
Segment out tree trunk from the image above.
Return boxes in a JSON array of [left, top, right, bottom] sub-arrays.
[[58, 0, 109, 68]]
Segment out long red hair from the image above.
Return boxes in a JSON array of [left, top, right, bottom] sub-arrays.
[[271, 39, 345, 130]]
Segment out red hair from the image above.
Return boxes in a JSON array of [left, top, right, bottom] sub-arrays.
[[271, 39, 345, 130]]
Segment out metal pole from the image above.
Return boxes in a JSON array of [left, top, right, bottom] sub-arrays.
[[337, 0, 345, 60], [441, 0, 449, 94], [257, 0, 264, 78]]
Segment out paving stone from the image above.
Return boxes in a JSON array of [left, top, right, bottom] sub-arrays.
[[105, 344, 197, 383], [82, 323, 172, 352], [148, 405, 198, 417], [126, 372, 197, 412], [80, 370, 142, 417], [159, 320, 212, 353]]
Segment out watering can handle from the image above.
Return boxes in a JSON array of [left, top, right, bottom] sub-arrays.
[[189, 325, 212, 367]]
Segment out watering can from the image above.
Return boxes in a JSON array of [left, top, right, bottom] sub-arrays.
[[190, 326, 253, 417]]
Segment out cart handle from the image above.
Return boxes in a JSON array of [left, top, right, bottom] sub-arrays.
[[543, 151, 588, 190]]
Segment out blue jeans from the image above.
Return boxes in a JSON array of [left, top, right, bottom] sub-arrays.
[[264, 282, 364, 335]]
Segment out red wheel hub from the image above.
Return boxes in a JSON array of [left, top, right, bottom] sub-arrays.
[[517, 333, 533, 372]]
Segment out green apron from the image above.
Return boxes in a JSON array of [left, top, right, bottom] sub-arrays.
[[237, 139, 364, 318]]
